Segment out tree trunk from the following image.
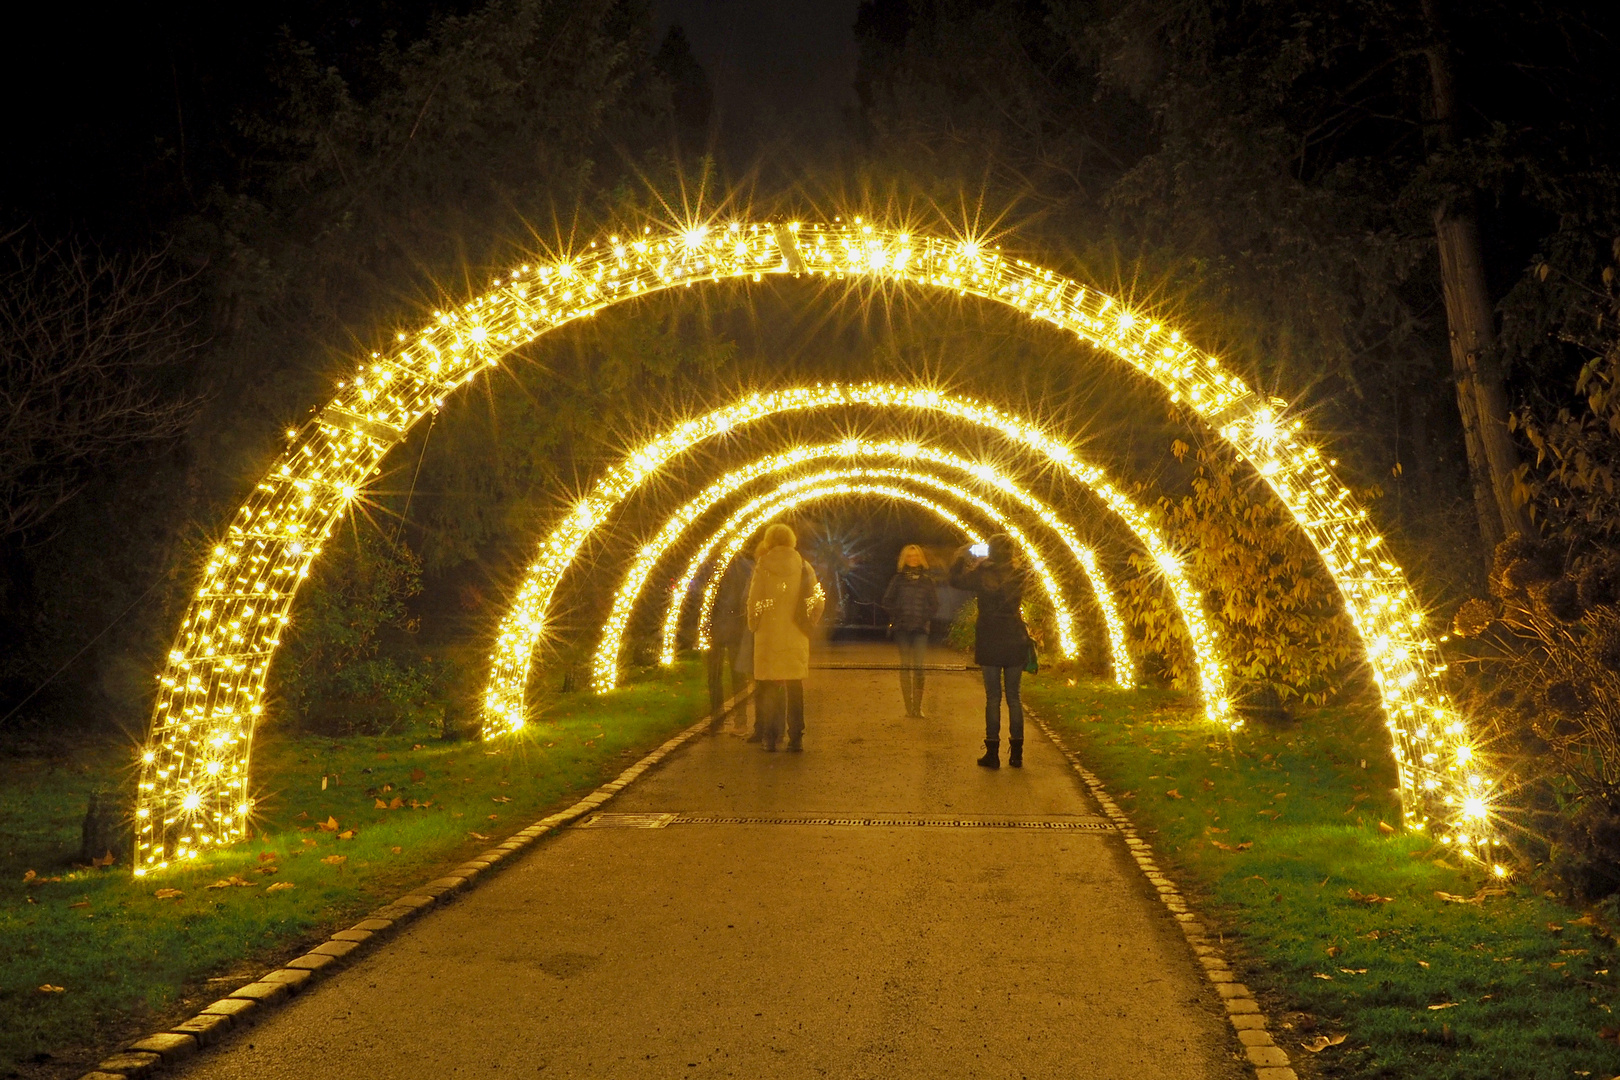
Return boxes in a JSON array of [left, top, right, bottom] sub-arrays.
[[1422, 0, 1531, 551]]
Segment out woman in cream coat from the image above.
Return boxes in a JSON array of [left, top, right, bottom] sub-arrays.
[[747, 523, 825, 751]]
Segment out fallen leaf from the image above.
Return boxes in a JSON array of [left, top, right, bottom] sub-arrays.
[[258, 851, 277, 863], [337, 830, 356, 841], [492, 796, 512, 803], [1573, 914, 1600, 927], [1378, 820, 1395, 835], [382, 783, 392, 793], [1339, 967, 1368, 975], [68, 901, 90, 909], [389, 797, 404, 810], [321, 854, 347, 866], [1301, 1033, 1347, 1053], [1211, 840, 1253, 853], [301, 837, 317, 846], [410, 768, 426, 782], [1165, 789, 1182, 799], [265, 881, 295, 893], [1561, 949, 1590, 956], [1418, 960, 1430, 968], [23, 869, 36, 883], [1598, 1025, 1618, 1043], [1348, 888, 1392, 905], [468, 831, 490, 840], [1427, 1002, 1459, 1010], [256, 866, 279, 875], [1548, 923, 1565, 933], [38, 984, 65, 994], [154, 888, 183, 900], [91, 851, 116, 868], [1326, 946, 1341, 958], [390, 846, 402, 854], [1313, 973, 1334, 980], [487, 814, 500, 821], [375, 799, 389, 809], [317, 816, 339, 832], [204, 876, 255, 889]]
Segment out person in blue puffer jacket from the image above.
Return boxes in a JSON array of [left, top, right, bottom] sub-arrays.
[[881, 544, 939, 718]]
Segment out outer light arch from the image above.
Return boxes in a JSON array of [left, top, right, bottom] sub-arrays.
[[135, 217, 1485, 873]]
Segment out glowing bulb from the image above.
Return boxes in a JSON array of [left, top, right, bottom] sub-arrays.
[[181, 792, 201, 812]]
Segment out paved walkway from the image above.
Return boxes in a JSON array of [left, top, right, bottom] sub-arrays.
[[176, 643, 1243, 1079]]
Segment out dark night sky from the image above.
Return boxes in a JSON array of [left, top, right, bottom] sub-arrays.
[[655, 0, 862, 152]]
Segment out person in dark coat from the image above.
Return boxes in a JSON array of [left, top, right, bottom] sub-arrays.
[[949, 534, 1031, 768], [881, 543, 939, 717], [707, 557, 752, 733]]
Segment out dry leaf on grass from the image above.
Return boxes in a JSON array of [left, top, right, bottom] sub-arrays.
[[487, 814, 500, 821], [1418, 960, 1430, 968], [468, 831, 490, 840], [374, 799, 389, 809], [90, 851, 116, 868], [1301, 1033, 1347, 1052], [1347, 888, 1393, 905], [204, 876, 255, 890], [68, 901, 89, 909], [1210, 840, 1253, 853], [256, 866, 279, 875], [265, 881, 295, 893], [321, 855, 347, 867], [410, 768, 426, 782], [1339, 967, 1368, 974], [389, 797, 404, 810], [1165, 789, 1182, 800], [391, 846, 403, 854], [1313, 973, 1334, 980], [337, 830, 356, 841], [317, 816, 339, 832], [154, 888, 183, 900], [1427, 1002, 1459, 1010], [38, 984, 65, 994], [1378, 820, 1395, 835], [492, 796, 512, 804], [258, 851, 276, 862]]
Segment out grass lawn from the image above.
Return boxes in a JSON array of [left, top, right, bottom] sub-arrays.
[[0, 661, 709, 1079], [1026, 677, 1620, 1080]]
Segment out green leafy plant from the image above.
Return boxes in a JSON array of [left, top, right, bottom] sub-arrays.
[[1118, 440, 1361, 709]]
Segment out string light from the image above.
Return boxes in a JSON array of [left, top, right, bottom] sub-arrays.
[[587, 465, 1080, 693], [485, 385, 1221, 738], [581, 439, 1136, 689], [136, 218, 1480, 871]]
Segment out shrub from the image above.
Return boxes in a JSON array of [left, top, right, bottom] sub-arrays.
[[1117, 440, 1361, 708]]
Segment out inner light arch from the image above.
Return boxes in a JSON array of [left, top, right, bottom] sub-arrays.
[[587, 464, 1083, 694], [591, 441, 1137, 689], [135, 217, 1484, 873]]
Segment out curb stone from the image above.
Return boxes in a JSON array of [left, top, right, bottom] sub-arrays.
[[77, 687, 751, 1079], [1028, 710, 1301, 1080]]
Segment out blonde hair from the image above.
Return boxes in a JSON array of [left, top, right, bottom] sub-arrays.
[[756, 522, 797, 558], [897, 543, 927, 571]]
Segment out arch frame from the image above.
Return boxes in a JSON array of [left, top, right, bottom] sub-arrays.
[[134, 217, 1488, 873]]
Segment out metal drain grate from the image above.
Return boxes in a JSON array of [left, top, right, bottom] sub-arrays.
[[577, 813, 679, 828], [671, 815, 1115, 830]]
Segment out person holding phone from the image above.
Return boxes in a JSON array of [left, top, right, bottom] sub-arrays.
[[881, 544, 939, 717], [949, 534, 1031, 768]]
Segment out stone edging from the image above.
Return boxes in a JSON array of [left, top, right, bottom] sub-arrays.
[[1029, 711, 1300, 1080], [76, 689, 751, 1080]]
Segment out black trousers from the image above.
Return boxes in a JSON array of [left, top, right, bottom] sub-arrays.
[[755, 680, 804, 746]]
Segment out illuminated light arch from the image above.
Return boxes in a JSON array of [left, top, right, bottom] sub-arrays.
[[591, 439, 1135, 689], [482, 386, 1221, 736], [137, 218, 1486, 874], [686, 468, 1086, 666], [586, 463, 1083, 694]]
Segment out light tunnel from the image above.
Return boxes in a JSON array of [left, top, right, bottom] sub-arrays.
[[481, 391, 1224, 735], [135, 217, 1490, 874], [607, 447, 1137, 691], [684, 470, 1086, 663]]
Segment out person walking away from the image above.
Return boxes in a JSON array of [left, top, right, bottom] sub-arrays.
[[949, 535, 1030, 768], [881, 544, 938, 718], [708, 557, 752, 733], [747, 523, 825, 751]]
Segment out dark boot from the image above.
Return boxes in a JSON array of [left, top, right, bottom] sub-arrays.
[[745, 727, 763, 743], [1008, 739, 1023, 768], [977, 740, 1000, 769]]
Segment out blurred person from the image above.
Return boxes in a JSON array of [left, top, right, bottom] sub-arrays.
[[747, 523, 825, 752], [949, 534, 1031, 768], [881, 543, 939, 717], [707, 556, 752, 733]]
